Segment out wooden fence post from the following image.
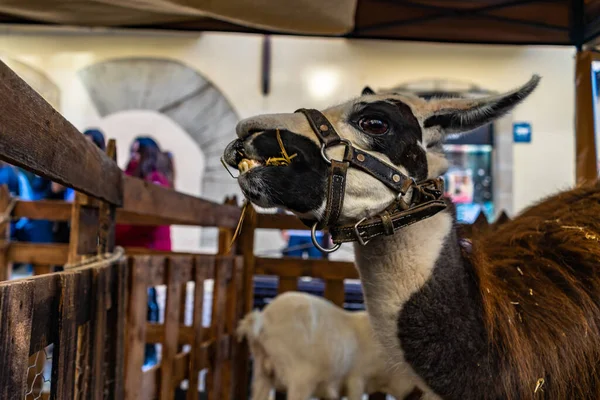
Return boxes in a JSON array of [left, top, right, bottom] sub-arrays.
[[0, 185, 12, 281], [67, 193, 99, 265], [234, 201, 256, 400], [98, 139, 117, 255]]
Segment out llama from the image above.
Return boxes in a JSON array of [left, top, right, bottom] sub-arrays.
[[223, 75, 600, 399], [237, 291, 423, 400]]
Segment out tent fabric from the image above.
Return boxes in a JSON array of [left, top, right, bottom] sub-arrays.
[[0, 1, 600, 46], [0, 0, 357, 35]]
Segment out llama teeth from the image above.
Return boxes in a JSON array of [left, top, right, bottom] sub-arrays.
[[238, 158, 261, 174]]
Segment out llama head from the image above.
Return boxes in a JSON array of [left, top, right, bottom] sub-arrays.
[[223, 76, 540, 224]]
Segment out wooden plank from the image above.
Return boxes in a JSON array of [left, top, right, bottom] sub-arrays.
[[208, 257, 231, 400], [165, 256, 193, 285], [223, 257, 244, 399], [160, 257, 184, 400], [28, 273, 62, 355], [0, 279, 35, 399], [139, 364, 159, 400], [187, 256, 213, 400], [51, 271, 79, 399], [90, 267, 108, 400], [234, 204, 256, 400], [278, 276, 298, 294], [220, 256, 242, 400], [98, 139, 117, 254], [125, 257, 151, 400], [324, 279, 345, 307], [256, 212, 307, 230], [70, 198, 100, 264], [575, 50, 599, 184], [0, 60, 122, 204], [108, 257, 129, 400], [256, 257, 359, 280], [123, 175, 241, 229], [14, 198, 244, 229], [0, 186, 11, 281], [8, 242, 69, 266], [13, 200, 72, 221]]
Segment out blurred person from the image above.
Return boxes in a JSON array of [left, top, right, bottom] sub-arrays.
[[116, 136, 172, 367], [157, 151, 175, 189]]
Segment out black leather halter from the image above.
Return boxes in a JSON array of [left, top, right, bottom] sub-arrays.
[[295, 108, 447, 252]]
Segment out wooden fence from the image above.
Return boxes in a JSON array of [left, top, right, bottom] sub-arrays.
[[0, 59, 250, 400]]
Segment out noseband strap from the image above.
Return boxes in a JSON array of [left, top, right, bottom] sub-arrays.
[[295, 108, 447, 246]]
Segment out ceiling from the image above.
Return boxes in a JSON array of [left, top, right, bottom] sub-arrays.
[[0, 1, 599, 47]]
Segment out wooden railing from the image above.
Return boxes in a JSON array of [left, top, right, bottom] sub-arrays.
[[0, 59, 250, 400]]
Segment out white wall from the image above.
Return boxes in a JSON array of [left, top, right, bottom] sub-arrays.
[[0, 31, 576, 252]]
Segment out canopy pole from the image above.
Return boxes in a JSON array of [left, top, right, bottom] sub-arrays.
[[575, 50, 599, 184]]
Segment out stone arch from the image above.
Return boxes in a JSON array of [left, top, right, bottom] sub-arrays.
[[77, 57, 240, 205], [1, 57, 61, 110], [385, 78, 514, 218]]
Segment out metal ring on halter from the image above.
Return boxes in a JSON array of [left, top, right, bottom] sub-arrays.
[[396, 177, 416, 201], [220, 157, 239, 179], [311, 222, 341, 253], [320, 139, 352, 165]]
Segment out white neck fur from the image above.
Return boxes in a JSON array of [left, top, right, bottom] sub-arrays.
[[353, 210, 453, 360]]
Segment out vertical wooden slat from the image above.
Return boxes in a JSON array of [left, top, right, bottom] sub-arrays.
[[68, 193, 99, 265], [208, 257, 231, 400], [90, 266, 108, 400], [125, 257, 151, 400], [0, 279, 34, 398], [98, 139, 117, 255], [160, 257, 183, 400], [324, 279, 345, 307], [110, 257, 129, 400], [278, 276, 298, 294], [234, 203, 256, 400], [221, 256, 243, 399], [0, 185, 12, 281], [51, 272, 79, 399], [187, 256, 213, 400], [575, 50, 599, 184]]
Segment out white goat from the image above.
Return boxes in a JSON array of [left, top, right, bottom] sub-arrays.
[[237, 291, 421, 400]]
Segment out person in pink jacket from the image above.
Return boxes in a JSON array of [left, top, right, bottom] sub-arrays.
[[115, 137, 172, 250]]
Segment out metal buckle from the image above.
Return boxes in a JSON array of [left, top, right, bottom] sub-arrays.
[[320, 139, 352, 165], [220, 157, 239, 179], [396, 177, 416, 201], [353, 217, 370, 246], [311, 222, 341, 253]]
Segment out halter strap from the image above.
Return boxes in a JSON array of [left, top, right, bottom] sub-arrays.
[[295, 108, 447, 247]]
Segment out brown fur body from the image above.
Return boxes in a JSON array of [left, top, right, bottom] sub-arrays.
[[471, 181, 600, 399]]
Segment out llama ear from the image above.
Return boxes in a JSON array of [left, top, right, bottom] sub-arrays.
[[423, 75, 540, 135], [362, 86, 375, 95]]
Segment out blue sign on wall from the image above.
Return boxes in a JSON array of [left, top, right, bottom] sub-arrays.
[[513, 122, 531, 143]]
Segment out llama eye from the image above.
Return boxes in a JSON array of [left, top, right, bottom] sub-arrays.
[[358, 117, 389, 135]]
